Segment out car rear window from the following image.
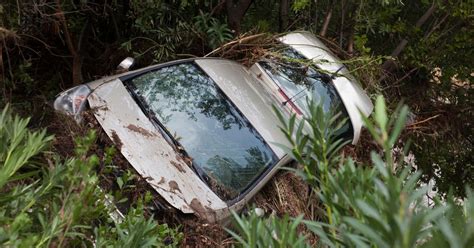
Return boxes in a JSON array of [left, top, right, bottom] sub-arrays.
[[125, 62, 278, 201], [259, 47, 353, 141]]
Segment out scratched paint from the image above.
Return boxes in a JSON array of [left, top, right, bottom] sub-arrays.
[[88, 79, 229, 221]]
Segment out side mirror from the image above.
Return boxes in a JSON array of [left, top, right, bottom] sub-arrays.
[[117, 57, 135, 71]]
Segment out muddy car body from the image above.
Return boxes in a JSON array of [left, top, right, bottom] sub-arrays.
[[54, 32, 372, 222]]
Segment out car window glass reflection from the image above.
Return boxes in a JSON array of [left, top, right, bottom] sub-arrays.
[[261, 47, 353, 141], [129, 63, 278, 200]]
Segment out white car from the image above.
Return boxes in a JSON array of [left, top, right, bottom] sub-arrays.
[[249, 32, 373, 144], [54, 31, 372, 222]]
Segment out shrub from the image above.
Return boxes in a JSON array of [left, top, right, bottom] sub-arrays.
[[229, 96, 473, 247], [0, 105, 182, 247], [227, 209, 309, 248]]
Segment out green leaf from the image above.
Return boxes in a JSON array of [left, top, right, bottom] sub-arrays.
[[343, 217, 389, 247], [371, 152, 388, 178], [117, 177, 124, 189], [388, 105, 409, 147], [343, 233, 370, 248], [374, 95, 388, 132]]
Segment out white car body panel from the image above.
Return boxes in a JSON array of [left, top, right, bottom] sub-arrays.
[[279, 32, 373, 144], [195, 59, 290, 158], [88, 79, 229, 222], [248, 63, 295, 116], [55, 31, 373, 222]]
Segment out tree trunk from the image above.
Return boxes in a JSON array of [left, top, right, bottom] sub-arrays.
[[0, 43, 3, 80], [279, 0, 289, 32], [320, 8, 333, 37], [382, 2, 437, 73], [226, 0, 253, 34], [347, 27, 354, 56], [312, 0, 319, 28], [55, 0, 83, 85], [339, 0, 345, 46]]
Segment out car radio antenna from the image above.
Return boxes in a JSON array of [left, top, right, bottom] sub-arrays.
[[282, 87, 307, 106], [331, 65, 345, 79], [282, 65, 345, 107]]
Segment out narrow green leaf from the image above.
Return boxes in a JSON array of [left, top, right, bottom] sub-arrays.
[[374, 95, 388, 132], [388, 105, 409, 147], [343, 217, 389, 247]]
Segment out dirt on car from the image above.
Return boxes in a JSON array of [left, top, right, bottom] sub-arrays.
[[43, 106, 318, 247], [39, 33, 372, 246]]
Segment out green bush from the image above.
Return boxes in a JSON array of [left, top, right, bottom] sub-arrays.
[[227, 209, 309, 248], [194, 11, 233, 49], [0, 105, 182, 247], [229, 96, 473, 247]]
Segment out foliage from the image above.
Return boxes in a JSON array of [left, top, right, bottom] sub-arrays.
[[292, 0, 312, 12], [124, 0, 195, 62], [227, 209, 309, 248], [1, 0, 472, 244], [194, 11, 233, 49], [0, 104, 53, 189], [229, 96, 473, 247], [94, 201, 183, 247], [0, 105, 182, 247]]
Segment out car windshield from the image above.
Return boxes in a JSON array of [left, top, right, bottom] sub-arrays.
[[259, 47, 353, 140], [126, 62, 278, 201]]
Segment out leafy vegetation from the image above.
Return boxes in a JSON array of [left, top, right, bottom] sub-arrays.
[[228, 210, 309, 247], [229, 96, 473, 247], [1, 0, 472, 246], [0, 105, 181, 247]]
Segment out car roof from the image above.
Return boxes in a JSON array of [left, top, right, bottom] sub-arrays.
[[195, 58, 290, 159], [91, 57, 291, 159]]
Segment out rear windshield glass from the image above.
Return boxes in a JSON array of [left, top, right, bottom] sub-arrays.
[[260, 47, 353, 140], [126, 62, 278, 201]]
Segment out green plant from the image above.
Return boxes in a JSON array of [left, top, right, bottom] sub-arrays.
[[123, 1, 187, 62], [227, 209, 309, 247], [194, 11, 233, 49], [117, 169, 138, 190], [0, 104, 53, 189], [229, 96, 473, 247], [0, 105, 182, 247], [94, 200, 183, 247]]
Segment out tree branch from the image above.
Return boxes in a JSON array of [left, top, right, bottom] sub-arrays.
[[382, 2, 437, 73], [55, 0, 83, 85], [226, 0, 253, 34], [320, 8, 333, 37]]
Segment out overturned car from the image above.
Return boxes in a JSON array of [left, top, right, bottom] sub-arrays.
[[54, 31, 373, 222]]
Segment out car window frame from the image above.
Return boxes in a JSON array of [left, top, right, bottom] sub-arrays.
[[259, 47, 355, 141], [119, 58, 283, 203]]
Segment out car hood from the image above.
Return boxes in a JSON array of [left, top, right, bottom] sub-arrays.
[[88, 79, 229, 222]]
